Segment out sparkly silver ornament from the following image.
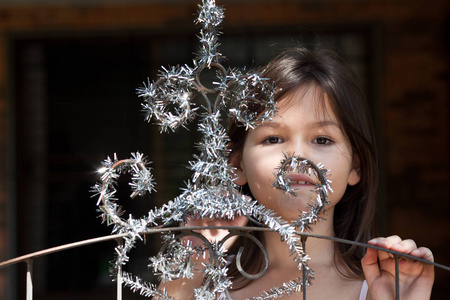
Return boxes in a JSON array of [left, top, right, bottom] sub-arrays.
[[93, 0, 332, 299]]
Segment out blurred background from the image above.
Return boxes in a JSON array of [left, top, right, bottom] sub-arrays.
[[0, 0, 448, 299]]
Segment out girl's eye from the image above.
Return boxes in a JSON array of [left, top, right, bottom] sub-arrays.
[[314, 136, 333, 145], [263, 136, 283, 144]]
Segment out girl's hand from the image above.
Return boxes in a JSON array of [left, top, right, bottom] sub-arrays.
[[160, 215, 248, 300], [182, 214, 249, 251], [361, 235, 434, 300]]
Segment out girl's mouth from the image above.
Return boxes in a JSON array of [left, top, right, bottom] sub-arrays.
[[287, 174, 317, 188], [291, 181, 312, 185]]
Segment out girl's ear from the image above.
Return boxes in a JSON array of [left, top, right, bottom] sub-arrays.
[[229, 151, 248, 186], [348, 154, 361, 186]]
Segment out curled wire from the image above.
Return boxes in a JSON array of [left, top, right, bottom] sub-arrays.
[[93, 152, 156, 231], [92, 0, 327, 298], [273, 154, 332, 232], [227, 232, 269, 280]]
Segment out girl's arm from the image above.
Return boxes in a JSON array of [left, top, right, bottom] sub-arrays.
[[361, 235, 434, 300]]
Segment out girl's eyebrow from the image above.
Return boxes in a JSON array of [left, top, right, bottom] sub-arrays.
[[257, 121, 281, 128], [254, 121, 287, 131], [312, 120, 341, 128], [257, 120, 340, 129], [253, 120, 341, 132]]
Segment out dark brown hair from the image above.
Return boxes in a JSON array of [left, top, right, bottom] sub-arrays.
[[227, 47, 378, 287]]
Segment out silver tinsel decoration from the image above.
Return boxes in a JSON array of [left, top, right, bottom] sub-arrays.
[[92, 0, 332, 299]]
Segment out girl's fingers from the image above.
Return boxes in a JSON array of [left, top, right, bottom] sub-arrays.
[[411, 247, 434, 262], [369, 236, 431, 261], [364, 236, 434, 276], [383, 235, 403, 249], [182, 215, 249, 248], [368, 235, 421, 259], [368, 236, 398, 261], [368, 235, 402, 249], [361, 247, 382, 282], [391, 238, 417, 253], [185, 215, 248, 228], [363, 237, 435, 300]]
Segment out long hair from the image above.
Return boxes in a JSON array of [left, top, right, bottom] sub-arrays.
[[227, 47, 378, 287]]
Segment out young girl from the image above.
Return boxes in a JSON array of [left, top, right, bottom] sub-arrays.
[[161, 47, 434, 299]]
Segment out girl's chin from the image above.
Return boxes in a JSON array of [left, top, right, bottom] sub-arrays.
[[273, 205, 309, 220], [275, 196, 317, 219], [280, 192, 317, 204], [254, 191, 318, 217]]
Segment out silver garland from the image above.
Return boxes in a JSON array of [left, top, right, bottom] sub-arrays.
[[92, 0, 332, 299]]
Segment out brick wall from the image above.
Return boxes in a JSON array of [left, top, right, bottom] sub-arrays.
[[381, 4, 450, 294]]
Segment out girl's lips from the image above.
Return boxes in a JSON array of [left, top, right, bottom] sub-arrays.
[[287, 173, 317, 188]]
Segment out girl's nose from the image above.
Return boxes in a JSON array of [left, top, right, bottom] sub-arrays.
[[285, 141, 309, 159]]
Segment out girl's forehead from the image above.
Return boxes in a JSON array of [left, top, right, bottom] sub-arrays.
[[276, 85, 338, 121]]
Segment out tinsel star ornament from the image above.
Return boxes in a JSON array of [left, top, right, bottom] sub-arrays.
[[92, 0, 332, 299]]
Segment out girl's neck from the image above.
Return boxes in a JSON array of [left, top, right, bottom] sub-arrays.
[[229, 209, 364, 300], [264, 208, 336, 268]]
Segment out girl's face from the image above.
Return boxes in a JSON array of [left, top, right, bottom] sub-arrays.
[[231, 86, 360, 221]]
